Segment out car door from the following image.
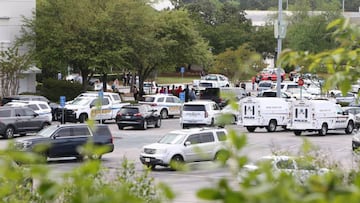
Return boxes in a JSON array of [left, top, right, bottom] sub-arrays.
[[183, 134, 201, 162], [169, 96, 182, 116], [16, 108, 39, 131], [335, 105, 348, 129], [199, 132, 216, 161], [48, 126, 90, 157], [14, 108, 27, 132], [142, 105, 154, 125]]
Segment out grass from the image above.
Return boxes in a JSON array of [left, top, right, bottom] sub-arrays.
[[154, 76, 200, 84]]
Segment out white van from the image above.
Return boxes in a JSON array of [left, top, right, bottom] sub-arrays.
[[240, 97, 290, 132], [287, 99, 355, 136]]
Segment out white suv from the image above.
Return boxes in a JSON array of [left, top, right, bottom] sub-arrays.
[[139, 128, 228, 169], [180, 100, 221, 128], [140, 94, 182, 119]]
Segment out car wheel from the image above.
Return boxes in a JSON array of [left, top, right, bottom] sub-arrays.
[[89, 154, 102, 160], [345, 121, 354, 134], [160, 109, 168, 119], [294, 130, 302, 136], [79, 114, 88, 123], [4, 126, 15, 139], [318, 123, 328, 136], [142, 121, 148, 130], [170, 155, 184, 170], [146, 164, 156, 170], [76, 155, 84, 162], [266, 120, 277, 132], [210, 118, 215, 126], [246, 126, 256, 132], [232, 115, 237, 124], [155, 118, 161, 128], [117, 124, 124, 130]]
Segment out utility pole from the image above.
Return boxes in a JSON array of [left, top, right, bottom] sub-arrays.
[[276, 0, 283, 98]]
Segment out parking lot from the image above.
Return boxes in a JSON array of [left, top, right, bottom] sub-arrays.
[[0, 116, 356, 203]]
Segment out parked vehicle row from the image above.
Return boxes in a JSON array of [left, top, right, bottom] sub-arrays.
[[238, 97, 355, 136]]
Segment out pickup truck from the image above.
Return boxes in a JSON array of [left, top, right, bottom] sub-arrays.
[[58, 92, 130, 123]]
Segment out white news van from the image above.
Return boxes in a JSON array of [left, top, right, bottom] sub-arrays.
[[287, 99, 355, 136], [240, 97, 290, 132]]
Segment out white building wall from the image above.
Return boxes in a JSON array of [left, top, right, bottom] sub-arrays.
[[0, 0, 37, 95]]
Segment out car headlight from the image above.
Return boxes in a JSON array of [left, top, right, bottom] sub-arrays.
[[156, 148, 167, 154], [16, 141, 32, 149]]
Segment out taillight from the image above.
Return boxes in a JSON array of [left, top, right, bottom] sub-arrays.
[[117, 112, 122, 116], [205, 111, 208, 118], [134, 113, 142, 117]]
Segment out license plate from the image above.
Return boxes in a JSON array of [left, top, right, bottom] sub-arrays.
[[145, 158, 150, 162], [125, 116, 131, 119]]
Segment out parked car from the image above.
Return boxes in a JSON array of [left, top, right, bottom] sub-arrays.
[[334, 92, 357, 105], [139, 94, 182, 119], [116, 104, 161, 130], [257, 81, 274, 92], [220, 101, 241, 124], [0, 106, 51, 139], [352, 131, 360, 151], [180, 100, 222, 129], [0, 95, 60, 121], [139, 127, 228, 169], [257, 90, 293, 99], [143, 81, 158, 95], [239, 155, 330, 184], [4, 100, 53, 122], [256, 68, 286, 82], [15, 124, 114, 160]]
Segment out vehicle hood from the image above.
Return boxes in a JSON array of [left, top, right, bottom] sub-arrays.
[[143, 143, 174, 150], [64, 104, 86, 109], [16, 136, 50, 144]]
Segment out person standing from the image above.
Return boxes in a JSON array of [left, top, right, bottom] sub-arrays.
[[189, 88, 196, 101], [133, 85, 138, 101]]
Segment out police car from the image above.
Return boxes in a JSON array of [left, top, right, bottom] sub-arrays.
[[139, 94, 182, 119]]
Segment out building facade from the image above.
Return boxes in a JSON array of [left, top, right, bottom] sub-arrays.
[[0, 0, 38, 95]]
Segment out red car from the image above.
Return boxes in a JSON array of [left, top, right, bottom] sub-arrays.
[[256, 68, 285, 82]]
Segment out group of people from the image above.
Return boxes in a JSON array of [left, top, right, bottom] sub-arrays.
[[131, 84, 197, 102], [157, 85, 196, 101]]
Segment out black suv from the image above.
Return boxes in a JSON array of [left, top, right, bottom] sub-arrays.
[[0, 106, 51, 139], [116, 104, 161, 130], [15, 124, 114, 160]]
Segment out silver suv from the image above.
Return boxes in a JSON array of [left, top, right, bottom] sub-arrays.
[[139, 127, 228, 169], [0, 106, 51, 139]]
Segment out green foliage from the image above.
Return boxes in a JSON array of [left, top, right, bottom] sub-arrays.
[[211, 44, 263, 80], [279, 18, 360, 95], [41, 78, 83, 102], [0, 44, 33, 97]]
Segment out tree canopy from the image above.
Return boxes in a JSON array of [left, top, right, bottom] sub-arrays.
[[20, 0, 211, 91]]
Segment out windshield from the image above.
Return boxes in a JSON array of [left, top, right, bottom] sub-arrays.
[[37, 125, 58, 137], [204, 75, 218, 81], [70, 97, 93, 105], [158, 133, 186, 144]]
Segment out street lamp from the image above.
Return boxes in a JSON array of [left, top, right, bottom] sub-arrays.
[[276, 0, 283, 98]]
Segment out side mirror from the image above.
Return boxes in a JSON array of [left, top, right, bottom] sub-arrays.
[[90, 104, 95, 108], [184, 141, 191, 146], [33, 113, 39, 117]]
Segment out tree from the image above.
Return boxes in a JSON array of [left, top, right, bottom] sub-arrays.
[[176, 0, 253, 55], [109, 1, 212, 94], [279, 18, 360, 94], [0, 45, 33, 97], [284, 0, 342, 53], [21, 0, 127, 90], [210, 45, 263, 81]]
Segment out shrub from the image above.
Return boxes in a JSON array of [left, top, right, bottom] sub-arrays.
[[41, 79, 83, 102]]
